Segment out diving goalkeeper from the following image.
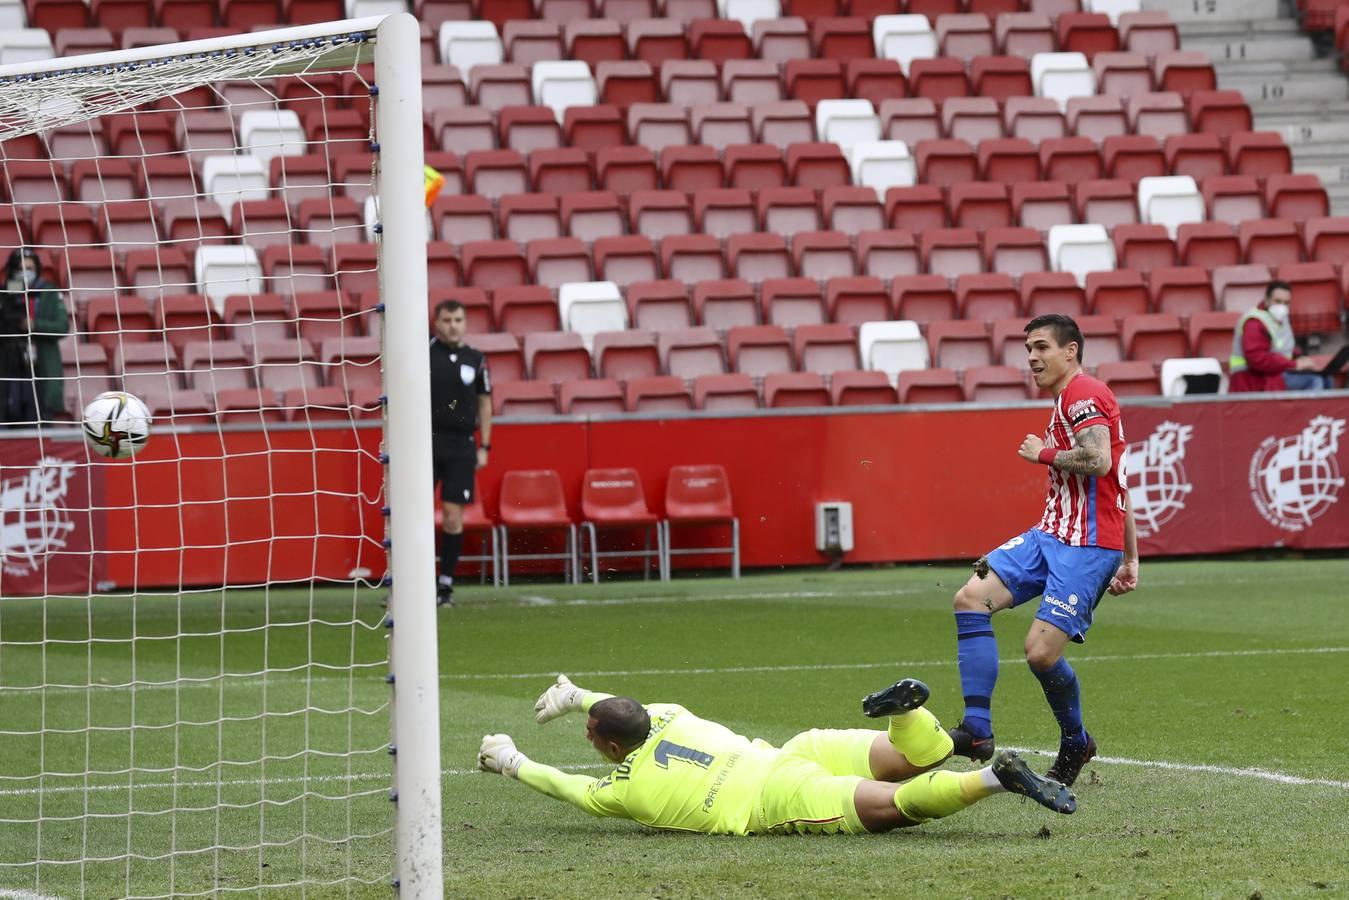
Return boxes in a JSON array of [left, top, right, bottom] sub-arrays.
[[477, 675, 1075, 835]]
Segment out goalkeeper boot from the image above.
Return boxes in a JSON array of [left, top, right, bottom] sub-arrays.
[[861, 678, 930, 718], [947, 719, 996, 763], [1046, 732, 1096, 788], [436, 576, 454, 608], [992, 750, 1075, 814]]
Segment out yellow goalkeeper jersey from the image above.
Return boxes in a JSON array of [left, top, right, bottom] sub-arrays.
[[516, 703, 781, 835]]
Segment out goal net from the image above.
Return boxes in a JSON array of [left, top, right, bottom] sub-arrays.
[[0, 15, 441, 898]]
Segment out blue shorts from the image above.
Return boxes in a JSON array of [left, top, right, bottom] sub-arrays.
[[983, 529, 1123, 643]]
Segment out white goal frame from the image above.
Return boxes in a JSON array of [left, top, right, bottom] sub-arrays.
[[0, 13, 442, 897]]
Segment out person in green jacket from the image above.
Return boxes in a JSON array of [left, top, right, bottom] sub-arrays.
[[3, 248, 70, 423]]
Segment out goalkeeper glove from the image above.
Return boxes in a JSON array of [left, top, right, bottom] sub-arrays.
[[478, 734, 525, 778], [534, 674, 586, 725]]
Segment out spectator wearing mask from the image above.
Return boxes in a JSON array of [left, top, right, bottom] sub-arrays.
[[2, 248, 70, 423], [1229, 281, 1328, 393]]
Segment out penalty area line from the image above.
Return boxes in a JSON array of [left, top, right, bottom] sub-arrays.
[[1007, 747, 1349, 791]]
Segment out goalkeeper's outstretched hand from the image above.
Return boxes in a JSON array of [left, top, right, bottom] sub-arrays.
[[478, 734, 525, 778], [534, 674, 586, 725]]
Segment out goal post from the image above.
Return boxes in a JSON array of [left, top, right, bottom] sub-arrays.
[[0, 13, 442, 898]]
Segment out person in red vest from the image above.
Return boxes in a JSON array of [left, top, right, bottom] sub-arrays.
[[1229, 281, 1328, 393]]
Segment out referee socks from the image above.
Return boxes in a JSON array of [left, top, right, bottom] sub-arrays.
[[954, 612, 998, 739], [440, 532, 464, 583]]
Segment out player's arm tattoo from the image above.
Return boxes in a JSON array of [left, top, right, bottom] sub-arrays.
[[1052, 424, 1111, 477]]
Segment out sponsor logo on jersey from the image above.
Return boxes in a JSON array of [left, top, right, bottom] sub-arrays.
[[1248, 415, 1345, 532], [0, 456, 77, 578], [1043, 594, 1077, 618], [1125, 421, 1195, 538], [1067, 397, 1101, 427]]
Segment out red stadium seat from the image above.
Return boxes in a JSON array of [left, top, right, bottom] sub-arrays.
[[949, 183, 1012, 230], [1003, 97, 1066, 142], [909, 58, 970, 102], [793, 323, 859, 375], [811, 17, 874, 60], [594, 330, 662, 381], [598, 61, 661, 109], [661, 234, 728, 284], [1077, 314, 1125, 364], [691, 104, 755, 151], [503, 21, 565, 65], [979, 138, 1041, 185], [784, 59, 848, 107], [721, 59, 784, 104], [494, 381, 560, 417], [1277, 262, 1343, 335], [578, 467, 663, 583], [1113, 224, 1176, 273], [1226, 132, 1292, 179], [663, 464, 739, 578], [893, 275, 957, 325], [1020, 271, 1086, 319], [1164, 133, 1226, 181], [628, 104, 693, 151], [857, 229, 921, 281], [292, 291, 357, 347], [1122, 313, 1188, 365], [1154, 52, 1216, 95], [1075, 179, 1137, 228], [928, 319, 993, 370], [970, 56, 1033, 101], [1187, 90, 1252, 139], [630, 190, 693, 239], [498, 470, 578, 585], [1012, 182, 1074, 230], [631, 19, 690, 64], [1305, 216, 1349, 262], [692, 187, 758, 239], [593, 235, 661, 287], [992, 318, 1031, 367], [1041, 137, 1103, 183], [880, 98, 941, 145], [761, 277, 827, 328], [215, 387, 284, 425], [830, 370, 897, 406], [568, 20, 626, 66], [499, 106, 564, 153], [1093, 52, 1152, 99], [758, 187, 823, 237], [1068, 96, 1128, 142], [1264, 174, 1329, 223], [727, 324, 794, 376], [964, 365, 1031, 402], [899, 368, 964, 404], [472, 333, 527, 384], [886, 186, 948, 233], [597, 146, 661, 196], [493, 285, 560, 338], [1239, 219, 1302, 267], [562, 107, 626, 156], [1096, 360, 1160, 396], [915, 139, 978, 187], [846, 59, 909, 106], [1130, 92, 1188, 138], [1187, 310, 1241, 360], [694, 373, 760, 410], [627, 280, 693, 331], [724, 144, 788, 191], [1087, 270, 1150, 319], [1057, 12, 1118, 60], [1201, 175, 1264, 226], [462, 240, 528, 290], [1177, 222, 1240, 269], [561, 379, 625, 414], [660, 326, 728, 378], [252, 340, 320, 393], [661, 145, 723, 193], [1213, 263, 1273, 312], [1149, 266, 1216, 317], [764, 372, 831, 408], [996, 12, 1055, 57], [938, 14, 996, 61], [434, 195, 496, 244], [826, 276, 891, 326], [821, 187, 884, 233], [625, 375, 694, 412], [561, 191, 625, 241], [1119, 11, 1179, 56], [983, 227, 1049, 277], [696, 277, 760, 330], [920, 228, 982, 277], [1103, 135, 1166, 183], [728, 233, 793, 283], [759, 105, 818, 148], [525, 332, 592, 385], [943, 97, 1004, 143], [498, 193, 563, 243], [792, 231, 856, 280], [528, 236, 594, 289], [956, 273, 1020, 321]]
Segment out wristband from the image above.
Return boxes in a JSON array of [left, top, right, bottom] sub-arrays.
[[480, 444, 491, 451], [1037, 447, 1060, 466]]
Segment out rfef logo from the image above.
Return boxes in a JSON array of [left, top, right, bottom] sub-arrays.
[[1, 456, 78, 577], [1125, 421, 1195, 538], [1248, 415, 1345, 533]]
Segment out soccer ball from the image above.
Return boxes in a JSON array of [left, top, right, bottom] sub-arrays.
[[83, 391, 152, 459]]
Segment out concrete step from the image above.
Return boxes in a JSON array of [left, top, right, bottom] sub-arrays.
[[1284, 157, 1349, 186], [1147, 0, 1280, 22], [1265, 119, 1349, 146], [1185, 36, 1318, 62], [1180, 18, 1305, 40], [1220, 74, 1349, 103]]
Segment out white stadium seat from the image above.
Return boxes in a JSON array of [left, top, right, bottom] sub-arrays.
[[815, 100, 880, 152], [439, 22, 503, 74], [195, 245, 263, 314], [718, 0, 779, 32], [859, 320, 928, 380], [1160, 357, 1226, 396], [849, 140, 916, 193], [872, 15, 936, 75], [1138, 175, 1205, 238], [201, 156, 269, 217], [531, 61, 597, 119], [1048, 223, 1116, 286], [0, 28, 53, 65], [0, 0, 27, 30], [1087, 0, 1142, 25], [1032, 52, 1096, 111], [238, 110, 306, 165], [344, 0, 406, 15], [559, 282, 628, 350]]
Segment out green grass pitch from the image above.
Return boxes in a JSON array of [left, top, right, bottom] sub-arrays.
[[1, 559, 1347, 898]]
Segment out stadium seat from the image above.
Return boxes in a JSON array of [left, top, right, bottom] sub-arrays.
[[849, 140, 916, 192], [579, 468, 664, 583], [1042, 137, 1104, 184], [857, 229, 921, 280], [928, 319, 993, 370], [915, 139, 978, 187], [562, 108, 625, 156], [560, 378, 625, 414], [594, 330, 662, 381], [73, 159, 138, 204], [964, 364, 1031, 402], [693, 279, 758, 329], [949, 183, 1011, 230], [690, 105, 755, 152], [596, 146, 661, 196], [979, 138, 1041, 185], [908, 58, 970, 101], [491, 380, 558, 417], [626, 191, 691, 240], [1032, 52, 1094, 111], [1159, 357, 1225, 397], [1239, 219, 1302, 267], [524, 331, 592, 386], [1277, 261, 1343, 335], [1304, 216, 1349, 262], [499, 107, 564, 154], [1187, 309, 1240, 360], [475, 332, 527, 383], [1067, 95, 1128, 142], [494, 285, 561, 337], [792, 232, 856, 280], [503, 21, 565, 65], [818, 187, 881, 234], [194, 245, 262, 312], [758, 187, 823, 238], [815, 99, 881, 151], [691, 18, 753, 60], [984, 227, 1049, 277], [892, 274, 957, 324], [252, 340, 320, 393], [847, 58, 909, 106], [1226, 132, 1291, 179], [1264, 174, 1329, 223], [885, 185, 946, 233], [694, 373, 760, 410], [760, 278, 826, 328], [498, 469, 579, 585], [920, 227, 982, 276], [1175, 222, 1238, 270], [943, 98, 1004, 143], [1047, 224, 1114, 286], [1149, 265, 1214, 317], [829, 369, 897, 406], [439, 21, 504, 72], [1003, 97, 1066, 141], [1087, 269, 1149, 318], [873, 14, 937, 74], [1187, 89, 1251, 139], [627, 105, 692, 152], [956, 273, 1020, 321], [1163, 133, 1226, 182], [1121, 312, 1188, 365], [970, 55, 1033, 101], [222, 293, 291, 346], [793, 323, 859, 375], [1129, 92, 1188, 139], [660, 327, 728, 378], [727, 324, 794, 376], [660, 234, 726, 285], [662, 464, 739, 579], [728, 233, 793, 283], [561, 191, 625, 241], [183, 339, 252, 393], [1013, 182, 1074, 231], [625, 375, 694, 412], [1076, 314, 1124, 364], [1119, 10, 1178, 55], [1113, 223, 1176, 273], [1020, 271, 1086, 318], [593, 235, 660, 287], [858, 320, 928, 377], [632, 19, 691, 64], [1153, 51, 1216, 95], [762, 371, 830, 408], [879, 98, 941, 145], [1093, 51, 1151, 99], [823, 276, 889, 326], [1201, 175, 1264, 227], [1096, 360, 1159, 396], [759, 105, 818, 148], [1104, 135, 1166, 182], [1212, 263, 1273, 313], [1138, 175, 1205, 238], [898, 367, 962, 403]]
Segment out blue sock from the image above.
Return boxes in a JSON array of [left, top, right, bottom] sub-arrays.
[[954, 612, 998, 738], [1031, 657, 1085, 741]]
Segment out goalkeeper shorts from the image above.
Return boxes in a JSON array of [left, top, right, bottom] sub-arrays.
[[754, 728, 877, 835]]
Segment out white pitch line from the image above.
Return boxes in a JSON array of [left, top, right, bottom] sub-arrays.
[[446, 645, 1349, 681], [1008, 747, 1349, 790], [0, 890, 64, 900]]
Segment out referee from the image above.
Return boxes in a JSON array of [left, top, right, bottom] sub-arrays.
[[430, 299, 492, 607]]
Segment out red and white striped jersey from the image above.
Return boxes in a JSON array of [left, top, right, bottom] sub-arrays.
[[1036, 372, 1127, 550]]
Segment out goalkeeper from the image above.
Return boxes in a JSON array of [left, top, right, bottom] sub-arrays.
[[477, 675, 1075, 835]]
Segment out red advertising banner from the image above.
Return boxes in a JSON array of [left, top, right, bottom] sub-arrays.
[[2, 394, 1345, 592], [1125, 399, 1349, 556], [0, 439, 102, 596]]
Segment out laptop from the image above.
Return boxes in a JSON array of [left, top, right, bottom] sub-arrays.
[[1317, 345, 1349, 378]]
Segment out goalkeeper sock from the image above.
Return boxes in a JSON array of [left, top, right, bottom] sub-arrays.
[[1031, 656, 1084, 740], [440, 531, 464, 582], [893, 770, 992, 824], [887, 707, 954, 768], [955, 611, 998, 738]]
